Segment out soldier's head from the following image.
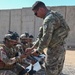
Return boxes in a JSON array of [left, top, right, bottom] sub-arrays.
[[32, 1, 48, 18], [4, 32, 19, 47], [20, 33, 29, 44]]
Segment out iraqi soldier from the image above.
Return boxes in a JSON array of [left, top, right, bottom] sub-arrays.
[[0, 33, 19, 75], [20, 33, 29, 50], [25, 1, 70, 75], [19, 33, 37, 75], [19, 33, 46, 75], [0, 32, 28, 75]]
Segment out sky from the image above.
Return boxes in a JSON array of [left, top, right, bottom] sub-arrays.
[[0, 0, 75, 9]]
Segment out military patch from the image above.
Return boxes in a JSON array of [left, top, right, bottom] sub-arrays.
[[44, 24, 47, 30]]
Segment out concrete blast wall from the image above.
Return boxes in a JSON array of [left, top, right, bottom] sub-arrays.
[[0, 6, 75, 48]]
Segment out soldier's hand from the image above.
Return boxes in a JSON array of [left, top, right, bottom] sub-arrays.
[[25, 48, 32, 55], [32, 49, 40, 56], [31, 49, 36, 53]]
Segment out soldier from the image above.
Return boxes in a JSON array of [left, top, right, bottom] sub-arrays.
[[20, 33, 39, 56], [0, 32, 28, 75], [0, 33, 19, 75], [19, 33, 38, 75], [25, 1, 70, 75], [18, 33, 34, 75], [19, 33, 46, 75], [20, 33, 29, 50]]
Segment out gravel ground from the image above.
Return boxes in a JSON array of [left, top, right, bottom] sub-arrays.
[[34, 50, 75, 75], [62, 50, 75, 75]]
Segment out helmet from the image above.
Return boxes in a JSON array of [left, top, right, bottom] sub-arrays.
[[20, 33, 29, 39], [4, 32, 19, 41], [4, 34, 12, 40]]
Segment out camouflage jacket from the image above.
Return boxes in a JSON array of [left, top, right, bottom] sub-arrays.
[[0, 44, 17, 69], [34, 26, 43, 48], [35, 10, 70, 53]]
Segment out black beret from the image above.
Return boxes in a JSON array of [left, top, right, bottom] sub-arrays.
[[32, 1, 45, 10]]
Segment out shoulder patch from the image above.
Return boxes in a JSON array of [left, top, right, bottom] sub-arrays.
[[44, 24, 47, 30]]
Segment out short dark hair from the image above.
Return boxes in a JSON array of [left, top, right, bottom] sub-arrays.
[[32, 1, 45, 10]]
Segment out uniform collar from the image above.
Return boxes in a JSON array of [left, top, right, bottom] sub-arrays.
[[43, 10, 51, 19]]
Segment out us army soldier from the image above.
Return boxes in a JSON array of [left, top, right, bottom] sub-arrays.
[[25, 1, 70, 75]]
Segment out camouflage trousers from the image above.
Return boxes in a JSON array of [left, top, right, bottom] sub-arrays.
[[45, 45, 65, 75], [0, 70, 16, 75]]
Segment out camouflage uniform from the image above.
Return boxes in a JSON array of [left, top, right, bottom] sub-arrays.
[[0, 32, 25, 75], [34, 10, 70, 75], [0, 44, 17, 75], [20, 33, 45, 75], [15, 44, 31, 75]]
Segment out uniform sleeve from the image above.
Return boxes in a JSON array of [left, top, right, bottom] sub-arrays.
[[0, 47, 15, 65], [33, 26, 43, 47], [33, 38, 39, 47], [37, 16, 56, 53]]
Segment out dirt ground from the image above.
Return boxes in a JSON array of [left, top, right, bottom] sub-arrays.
[[65, 50, 75, 66], [62, 50, 75, 75]]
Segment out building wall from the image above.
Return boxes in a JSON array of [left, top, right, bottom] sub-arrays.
[[0, 6, 75, 47]]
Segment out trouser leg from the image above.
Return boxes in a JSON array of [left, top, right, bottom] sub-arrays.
[[45, 45, 65, 75]]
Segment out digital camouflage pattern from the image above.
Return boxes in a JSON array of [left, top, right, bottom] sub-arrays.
[[19, 33, 46, 75], [34, 26, 43, 48], [0, 44, 17, 75], [34, 10, 70, 75], [45, 45, 65, 75], [0, 44, 28, 75], [0, 44, 17, 67], [36, 10, 70, 52]]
